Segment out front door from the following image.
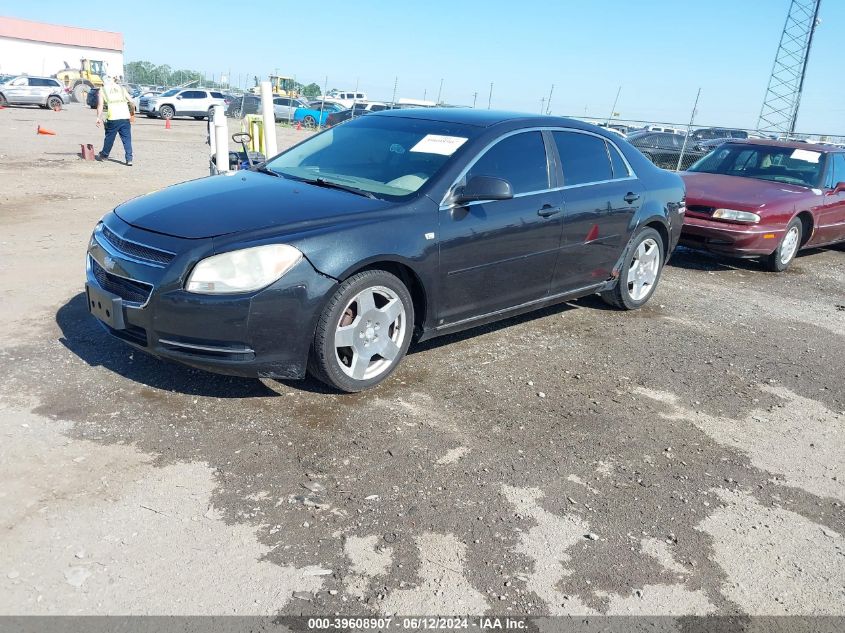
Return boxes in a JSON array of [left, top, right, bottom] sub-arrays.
[[437, 131, 564, 325], [812, 152, 845, 245], [550, 130, 642, 292]]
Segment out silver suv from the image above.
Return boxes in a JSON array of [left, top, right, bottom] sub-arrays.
[[0, 75, 70, 110], [139, 88, 227, 120]]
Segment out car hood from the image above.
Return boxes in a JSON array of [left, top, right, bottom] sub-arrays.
[[681, 172, 815, 211], [114, 171, 392, 239]]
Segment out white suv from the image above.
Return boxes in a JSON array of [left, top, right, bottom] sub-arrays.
[[0, 75, 70, 110], [139, 88, 227, 120]]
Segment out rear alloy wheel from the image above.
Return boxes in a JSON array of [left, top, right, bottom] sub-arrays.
[[47, 96, 62, 111], [766, 217, 802, 272], [303, 115, 317, 128], [159, 105, 175, 120], [601, 227, 665, 310], [309, 270, 414, 392]]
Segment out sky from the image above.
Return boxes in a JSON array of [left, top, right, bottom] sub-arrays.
[[2, 0, 844, 134]]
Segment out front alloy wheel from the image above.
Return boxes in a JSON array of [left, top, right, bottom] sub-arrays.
[[310, 270, 414, 392], [601, 227, 665, 309], [766, 218, 802, 272]]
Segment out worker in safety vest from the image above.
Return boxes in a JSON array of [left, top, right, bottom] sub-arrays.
[[95, 76, 134, 166]]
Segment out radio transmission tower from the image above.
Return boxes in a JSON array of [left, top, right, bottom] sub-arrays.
[[756, 0, 822, 137]]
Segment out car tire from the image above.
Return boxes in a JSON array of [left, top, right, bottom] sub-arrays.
[[47, 96, 62, 111], [765, 217, 802, 272], [303, 115, 317, 128], [159, 105, 175, 120], [309, 269, 414, 393], [230, 107, 242, 119], [601, 227, 665, 310]]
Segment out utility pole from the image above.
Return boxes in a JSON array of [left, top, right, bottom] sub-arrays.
[[606, 85, 621, 126], [757, 0, 822, 137], [676, 88, 702, 172], [472, 92, 478, 108], [540, 97, 545, 114], [546, 84, 554, 115], [436, 78, 444, 105], [487, 82, 493, 109], [391, 76, 398, 107]]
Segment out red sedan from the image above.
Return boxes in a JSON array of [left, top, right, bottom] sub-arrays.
[[680, 140, 845, 271]]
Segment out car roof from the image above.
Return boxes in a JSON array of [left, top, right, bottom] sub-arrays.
[[718, 138, 841, 152], [371, 107, 611, 130]]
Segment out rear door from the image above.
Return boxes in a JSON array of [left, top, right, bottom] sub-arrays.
[[437, 130, 564, 324], [551, 130, 642, 292]]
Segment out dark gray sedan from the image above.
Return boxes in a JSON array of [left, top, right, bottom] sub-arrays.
[[85, 110, 685, 392]]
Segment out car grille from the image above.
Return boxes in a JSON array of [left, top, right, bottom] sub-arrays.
[[90, 258, 154, 305], [100, 225, 175, 266]]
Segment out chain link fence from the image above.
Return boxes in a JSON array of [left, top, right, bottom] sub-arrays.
[[566, 117, 845, 172]]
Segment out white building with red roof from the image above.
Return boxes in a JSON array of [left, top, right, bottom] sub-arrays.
[[0, 15, 123, 78]]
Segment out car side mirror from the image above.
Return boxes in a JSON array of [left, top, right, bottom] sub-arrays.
[[176, 95, 182, 99], [453, 176, 514, 205], [829, 181, 845, 195]]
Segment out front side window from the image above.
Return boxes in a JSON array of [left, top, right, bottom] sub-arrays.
[[553, 131, 613, 186], [466, 131, 549, 194]]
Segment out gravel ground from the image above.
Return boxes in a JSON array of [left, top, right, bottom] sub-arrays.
[[0, 103, 843, 618]]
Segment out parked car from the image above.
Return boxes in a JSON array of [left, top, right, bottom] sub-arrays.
[[690, 127, 748, 142], [352, 101, 388, 113], [627, 131, 706, 169], [325, 108, 362, 127], [227, 94, 261, 118], [139, 88, 227, 120], [0, 75, 69, 110], [273, 96, 309, 121], [681, 140, 845, 271], [84, 109, 684, 392], [293, 101, 344, 127], [132, 90, 160, 109], [325, 90, 367, 108]]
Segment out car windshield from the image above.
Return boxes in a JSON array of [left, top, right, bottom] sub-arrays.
[[160, 89, 180, 97], [688, 144, 824, 187], [265, 115, 480, 200]]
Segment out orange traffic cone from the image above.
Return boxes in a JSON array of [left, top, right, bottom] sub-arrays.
[[165, 118, 171, 130], [37, 125, 56, 136], [296, 121, 302, 131]]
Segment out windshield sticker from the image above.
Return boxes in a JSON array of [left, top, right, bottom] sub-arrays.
[[790, 149, 821, 163], [410, 134, 468, 156]]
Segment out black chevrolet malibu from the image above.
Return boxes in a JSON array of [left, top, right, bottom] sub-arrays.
[[86, 109, 685, 392]]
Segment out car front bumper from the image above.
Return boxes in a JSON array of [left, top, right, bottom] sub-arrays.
[[680, 214, 783, 257], [85, 215, 337, 379]]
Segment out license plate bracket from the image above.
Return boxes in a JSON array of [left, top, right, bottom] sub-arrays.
[[86, 283, 126, 330]]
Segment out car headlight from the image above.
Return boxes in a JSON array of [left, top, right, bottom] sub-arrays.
[[185, 244, 302, 294], [711, 208, 761, 223]]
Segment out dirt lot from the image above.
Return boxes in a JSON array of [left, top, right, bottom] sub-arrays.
[[0, 103, 843, 619]]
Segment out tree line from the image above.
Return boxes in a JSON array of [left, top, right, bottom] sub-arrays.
[[124, 61, 321, 96]]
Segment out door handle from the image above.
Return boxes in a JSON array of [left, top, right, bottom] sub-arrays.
[[623, 192, 641, 204], [537, 205, 561, 218]]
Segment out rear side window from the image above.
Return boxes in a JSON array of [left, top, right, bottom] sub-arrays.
[[553, 131, 612, 186], [607, 141, 630, 178], [211, 91, 224, 99], [467, 131, 549, 194]]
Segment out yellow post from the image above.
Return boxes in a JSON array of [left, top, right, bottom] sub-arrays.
[[245, 114, 265, 154]]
